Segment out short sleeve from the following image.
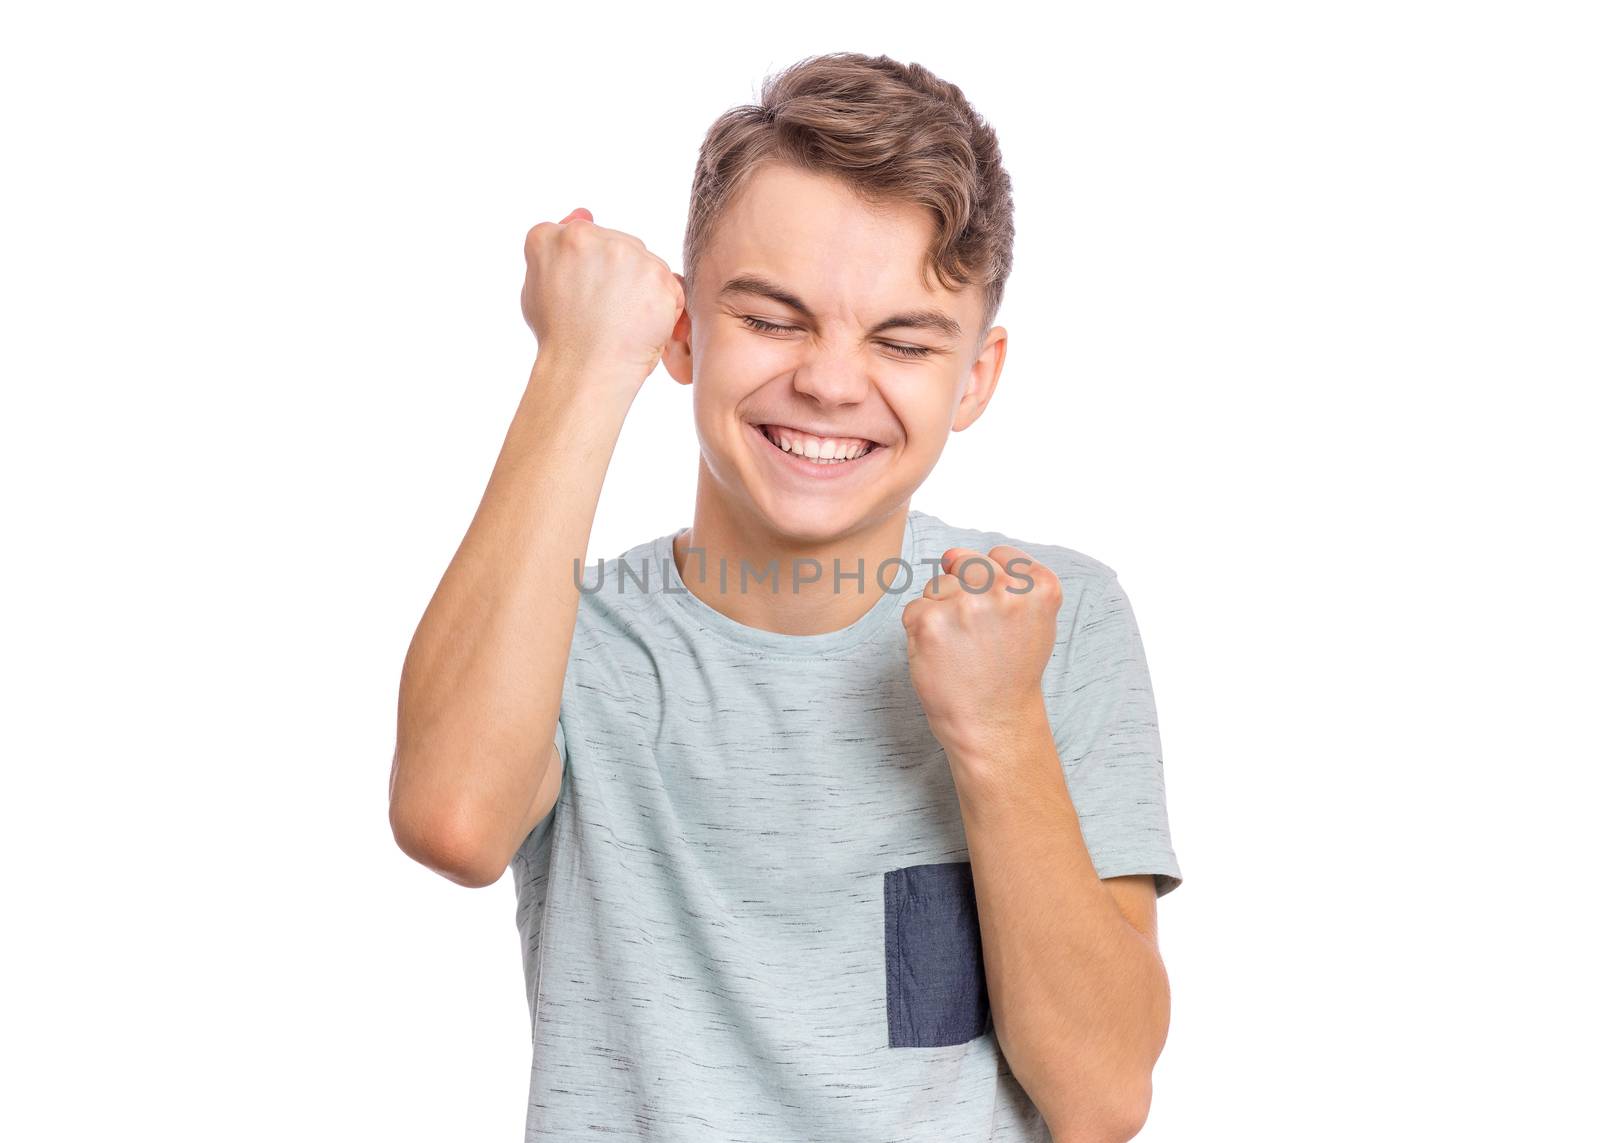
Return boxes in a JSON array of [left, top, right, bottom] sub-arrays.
[[1046, 573, 1184, 898], [515, 709, 569, 867]]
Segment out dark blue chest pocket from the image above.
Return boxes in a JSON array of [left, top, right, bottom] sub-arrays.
[[883, 860, 992, 1047]]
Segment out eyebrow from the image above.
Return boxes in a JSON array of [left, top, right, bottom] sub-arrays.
[[718, 273, 963, 340]]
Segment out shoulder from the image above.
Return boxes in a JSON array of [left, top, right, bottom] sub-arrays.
[[571, 531, 673, 617], [562, 529, 684, 667]]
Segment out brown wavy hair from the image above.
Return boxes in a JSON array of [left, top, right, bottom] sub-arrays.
[[682, 52, 1015, 343]]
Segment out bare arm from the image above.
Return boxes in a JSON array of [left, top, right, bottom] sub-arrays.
[[389, 209, 683, 888], [389, 359, 636, 887]]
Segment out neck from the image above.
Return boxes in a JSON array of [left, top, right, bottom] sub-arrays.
[[672, 473, 911, 637]]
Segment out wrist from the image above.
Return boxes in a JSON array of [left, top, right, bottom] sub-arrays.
[[528, 350, 648, 407], [935, 688, 1053, 772]]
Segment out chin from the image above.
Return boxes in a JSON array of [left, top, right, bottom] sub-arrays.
[[747, 483, 919, 549], [748, 498, 867, 546]]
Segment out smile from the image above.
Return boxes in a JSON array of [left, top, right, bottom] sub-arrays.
[[754, 423, 882, 465], [748, 419, 889, 477]]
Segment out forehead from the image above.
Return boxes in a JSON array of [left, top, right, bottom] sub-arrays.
[[702, 163, 977, 324]]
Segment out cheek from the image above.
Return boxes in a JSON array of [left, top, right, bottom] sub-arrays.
[[700, 336, 796, 403], [715, 324, 789, 364], [688, 361, 762, 442], [879, 378, 958, 449]]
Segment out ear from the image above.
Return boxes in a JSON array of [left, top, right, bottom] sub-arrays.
[[662, 272, 694, 387], [951, 325, 1007, 432]]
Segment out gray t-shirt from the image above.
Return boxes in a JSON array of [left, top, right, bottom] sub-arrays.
[[510, 508, 1182, 1141]]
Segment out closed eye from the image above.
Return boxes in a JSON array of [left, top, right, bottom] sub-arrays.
[[740, 315, 936, 360]]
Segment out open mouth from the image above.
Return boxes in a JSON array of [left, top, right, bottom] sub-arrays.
[[754, 423, 883, 466]]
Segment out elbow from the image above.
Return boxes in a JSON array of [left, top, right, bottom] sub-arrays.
[[1051, 1114, 1148, 1143], [417, 832, 508, 889], [389, 788, 507, 889], [1047, 1075, 1153, 1143]]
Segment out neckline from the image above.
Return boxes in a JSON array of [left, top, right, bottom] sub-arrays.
[[651, 509, 923, 656]]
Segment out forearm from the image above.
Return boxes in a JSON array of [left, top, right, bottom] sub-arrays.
[[946, 691, 1169, 1141], [391, 354, 638, 879]]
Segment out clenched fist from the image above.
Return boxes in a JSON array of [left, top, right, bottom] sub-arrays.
[[521, 207, 685, 389], [902, 545, 1064, 756]]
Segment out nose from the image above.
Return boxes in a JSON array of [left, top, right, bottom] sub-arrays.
[[790, 350, 870, 409]]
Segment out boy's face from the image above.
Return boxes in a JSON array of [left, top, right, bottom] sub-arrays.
[[664, 163, 1007, 545]]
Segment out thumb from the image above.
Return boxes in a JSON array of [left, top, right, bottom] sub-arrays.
[[560, 207, 594, 223]]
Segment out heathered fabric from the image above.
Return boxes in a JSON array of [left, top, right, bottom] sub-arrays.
[[510, 508, 1182, 1141]]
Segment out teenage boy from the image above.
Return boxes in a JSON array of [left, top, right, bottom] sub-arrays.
[[391, 52, 1183, 1143]]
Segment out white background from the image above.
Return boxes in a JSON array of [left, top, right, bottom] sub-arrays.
[[4, 2, 1596, 1139]]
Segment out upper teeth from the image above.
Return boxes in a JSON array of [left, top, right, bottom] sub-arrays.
[[762, 425, 875, 463]]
